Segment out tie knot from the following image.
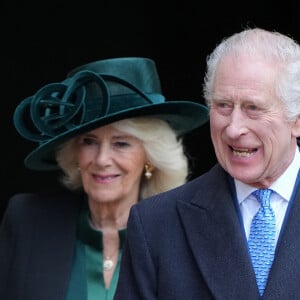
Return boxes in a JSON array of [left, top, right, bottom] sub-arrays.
[[252, 188, 273, 207]]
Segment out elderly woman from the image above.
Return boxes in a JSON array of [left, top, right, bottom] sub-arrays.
[[0, 57, 208, 300]]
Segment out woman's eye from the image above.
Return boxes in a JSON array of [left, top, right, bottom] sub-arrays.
[[114, 141, 130, 148], [82, 137, 96, 145]]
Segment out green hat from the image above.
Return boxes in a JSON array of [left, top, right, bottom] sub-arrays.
[[14, 57, 209, 171]]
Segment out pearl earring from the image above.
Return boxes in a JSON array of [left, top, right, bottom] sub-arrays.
[[144, 163, 153, 179]]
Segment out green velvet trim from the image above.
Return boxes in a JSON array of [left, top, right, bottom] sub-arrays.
[[65, 241, 87, 300], [77, 202, 126, 300]]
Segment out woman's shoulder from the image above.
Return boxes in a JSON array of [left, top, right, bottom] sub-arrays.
[[5, 190, 83, 220]]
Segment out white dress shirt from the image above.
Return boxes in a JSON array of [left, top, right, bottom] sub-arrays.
[[235, 146, 300, 244]]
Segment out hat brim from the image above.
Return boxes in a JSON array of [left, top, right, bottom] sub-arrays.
[[24, 101, 208, 170]]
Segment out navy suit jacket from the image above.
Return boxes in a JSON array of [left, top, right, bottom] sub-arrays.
[[0, 191, 83, 300], [114, 164, 300, 299]]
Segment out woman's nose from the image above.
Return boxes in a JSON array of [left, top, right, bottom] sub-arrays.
[[94, 143, 112, 165]]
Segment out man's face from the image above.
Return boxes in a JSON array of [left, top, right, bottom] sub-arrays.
[[210, 54, 300, 188]]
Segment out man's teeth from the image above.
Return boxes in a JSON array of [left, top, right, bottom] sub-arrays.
[[232, 148, 254, 157]]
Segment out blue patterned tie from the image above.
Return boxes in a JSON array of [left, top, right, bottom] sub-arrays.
[[248, 189, 276, 296]]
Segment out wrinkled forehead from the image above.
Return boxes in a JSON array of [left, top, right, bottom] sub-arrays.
[[213, 54, 279, 102]]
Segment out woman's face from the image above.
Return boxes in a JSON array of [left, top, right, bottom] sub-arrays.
[[75, 124, 147, 205]]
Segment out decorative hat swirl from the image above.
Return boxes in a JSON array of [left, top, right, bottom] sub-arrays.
[[14, 70, 156, 143], [13, 57, 209, 170]]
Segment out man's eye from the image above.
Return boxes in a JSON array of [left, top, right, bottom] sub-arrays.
[[213, 102, 233, 115], [247, 104, 258, 111], [220, 103, 228, 108]]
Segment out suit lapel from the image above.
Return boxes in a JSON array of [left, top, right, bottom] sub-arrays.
[[26, 192, 83, 300], [177, 165, 259, 299], [263, 188, 300, 299]]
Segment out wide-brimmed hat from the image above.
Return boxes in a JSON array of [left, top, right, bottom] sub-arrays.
[[14, 57, 209, 171]]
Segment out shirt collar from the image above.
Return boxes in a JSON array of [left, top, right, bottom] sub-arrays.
[[235, 146, 300, 204]]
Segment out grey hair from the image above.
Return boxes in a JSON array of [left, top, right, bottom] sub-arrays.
[[203, 27, 300, 121], [55, 117, 188, 200]]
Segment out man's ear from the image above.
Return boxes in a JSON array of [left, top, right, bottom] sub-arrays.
[[292, 116, 300, 137]]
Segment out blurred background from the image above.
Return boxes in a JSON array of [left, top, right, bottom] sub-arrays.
[[2, 1, 299, 219]]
